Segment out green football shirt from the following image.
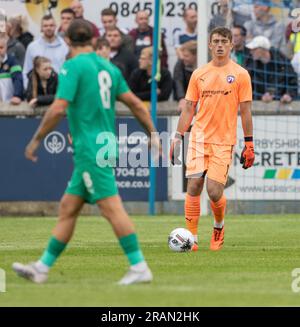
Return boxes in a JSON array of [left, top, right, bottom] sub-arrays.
[[56, 52, 129, 167]]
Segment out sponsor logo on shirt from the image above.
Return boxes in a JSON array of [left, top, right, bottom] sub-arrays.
[[226, 75, 235, 84]]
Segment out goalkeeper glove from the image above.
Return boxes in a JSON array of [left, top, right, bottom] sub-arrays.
[[170, 132, 183, 165], [240, 136, 255, 169]]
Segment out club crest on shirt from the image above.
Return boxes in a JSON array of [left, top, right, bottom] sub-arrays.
[[226, 75, 235, 84]]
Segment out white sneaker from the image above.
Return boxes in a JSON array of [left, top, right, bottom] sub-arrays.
[[12, 262, 48, 284], [118, 266, 153, 285]]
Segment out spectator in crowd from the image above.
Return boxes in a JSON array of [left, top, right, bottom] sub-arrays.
[[129, 46, 172, 102], [6, 15, 33, 49], [0, 35, 23, 105], [245, 36, 298, 103], [231, 0, 253, 26], [291, 51, 300, 95], [173, 40, 197, 111], [58, 8, 75, 39], [231, 25, 251, 66], [244, 0, 287, 56], [70, 0, 100, 40], [26, 56, 58, 108], [208, 0, 232, 32], [6, 18, 26, 66], [129, 10, 168, 68], [106, 27, 137, 82], [100, 8, 133, 52], [174, 8, 197, 58], [95, 37, 110, 60], [23, 14, 69, 88]]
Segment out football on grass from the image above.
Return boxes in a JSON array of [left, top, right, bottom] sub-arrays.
[[168, 228, 194, 252]]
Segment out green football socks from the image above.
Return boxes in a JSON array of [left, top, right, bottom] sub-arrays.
[[119, 233, 145, 266], [40, 236, 67, 268]]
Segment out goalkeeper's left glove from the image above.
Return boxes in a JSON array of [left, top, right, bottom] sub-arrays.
[[240, 136, 255, 169], [170, 132, 183, 165]]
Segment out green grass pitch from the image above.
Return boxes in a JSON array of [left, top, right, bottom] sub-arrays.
[[0, 214, 300, 306]]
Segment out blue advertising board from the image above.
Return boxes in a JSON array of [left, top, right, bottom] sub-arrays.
[[0, 117, 167, 202]]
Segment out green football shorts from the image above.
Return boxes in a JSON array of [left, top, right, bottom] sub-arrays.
[[65, 164, 118, 204]]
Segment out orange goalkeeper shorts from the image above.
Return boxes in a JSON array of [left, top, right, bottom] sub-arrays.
[[185, 141, 234, 185]]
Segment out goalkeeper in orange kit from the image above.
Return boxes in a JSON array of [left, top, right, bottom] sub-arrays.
[[170, 27, 255, 251]]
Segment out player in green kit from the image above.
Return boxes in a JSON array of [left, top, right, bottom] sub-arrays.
[[12, 19, 159, 285]]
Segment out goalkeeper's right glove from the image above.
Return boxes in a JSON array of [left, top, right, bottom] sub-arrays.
[[240, 136, 255, 169], [170, 132, 183, 165]]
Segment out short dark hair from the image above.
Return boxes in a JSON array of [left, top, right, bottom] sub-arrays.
[[60, 8, 76, 17], [106, 27, 121, 36], [233, 24, 247, 37], [66, 19, 93, 46], [209, 27, 232, 42], [101, 8, 117, 17], [95, 37, 110, 50], [42, 14, 55, 22]]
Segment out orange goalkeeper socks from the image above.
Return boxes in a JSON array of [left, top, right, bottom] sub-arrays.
[[185, 193, 200, 240], [210, 195, 226, 227]]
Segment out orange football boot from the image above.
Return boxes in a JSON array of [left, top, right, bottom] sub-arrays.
[[192, 241, 198, 251], [210, 226, 224, 251]]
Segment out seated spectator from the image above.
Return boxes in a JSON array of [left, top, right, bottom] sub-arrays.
[[70, 0, 100, 41], [26, 56, 58, 107], [231, 25, 251, 66], [106, 28, 137, 82], [0, 35, 23, 105], [209, 0, 232, 33], [58, 8, 75, 39], [100, 8, 133, 52], [6, 17, 26, 66], [244, 0, 287, 56], [6, 15, 33, 49], [129, 46, 172, 102], [95, 37, 110, 60], [173, 41, 197, 111], [174, 8, 197, 58], [245, 36, 298, 103], [129, 10, 168, 68], [23, 14, 69, 88]]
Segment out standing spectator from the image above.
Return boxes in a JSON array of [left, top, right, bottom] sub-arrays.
[[6, 15, 33, 50], [174, 8, 197, 58], [26, 56, 58, 107], [173, 41, 197, 111], [70, 0, 100, 40], [100, 8, 133, 52], [6, 17, 26, 66], [95, 37, 110, 60], [129, 46, 172, 102], [58, 8, 75, 39], [23, 15, 68, 88], [0, 35, 23, 105], [129, 10, 168, 68], [245, 36, 298, 103], [291, 51, 300, 95], [106, 28, 137, 82], [231, 25, 251, 66], [232, 0, 253, 26], [244, 0, 287, 56], [209, 0, 232, 32]]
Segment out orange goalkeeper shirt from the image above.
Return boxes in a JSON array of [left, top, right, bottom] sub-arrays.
[[185, 59, 252, 145]]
